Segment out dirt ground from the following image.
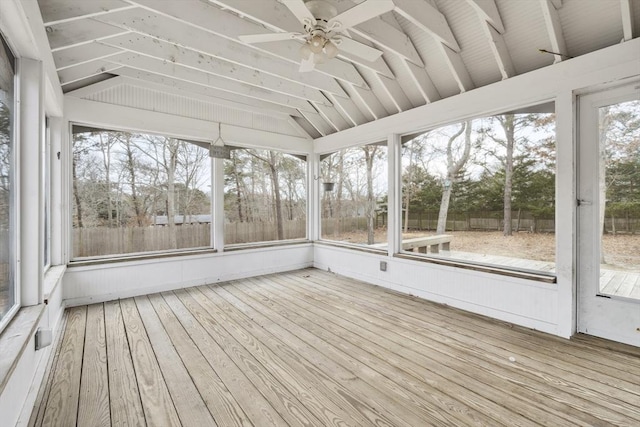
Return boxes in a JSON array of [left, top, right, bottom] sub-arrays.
[[324, 229, 640, 270]]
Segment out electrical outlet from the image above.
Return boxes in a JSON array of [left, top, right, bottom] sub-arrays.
[[380, 261, 387, 271]]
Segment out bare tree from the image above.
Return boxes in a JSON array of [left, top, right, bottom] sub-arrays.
[[436, 122, 472, 234], [363, 145, 379, 245]]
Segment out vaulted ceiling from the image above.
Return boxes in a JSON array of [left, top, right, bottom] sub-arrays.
[[38, 0, 640, 139]]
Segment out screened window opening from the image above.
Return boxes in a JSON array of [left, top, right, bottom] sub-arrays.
[[223, 148, 307, 245], [71, 126, 212, 258], [401, 111, 556, 274], [320, 143, 388, 247], [0, 34, 16, 330]]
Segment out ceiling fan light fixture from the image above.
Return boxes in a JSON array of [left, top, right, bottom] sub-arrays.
[[300, 43, 312, 59], [324, 40, 338, 59], [313, 51, 327, 64], [309, 34, 325, 53]]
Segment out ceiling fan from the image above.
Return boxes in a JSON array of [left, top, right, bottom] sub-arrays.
[[238, 0, 395, 72]]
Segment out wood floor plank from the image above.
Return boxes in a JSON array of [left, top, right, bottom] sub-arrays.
[[41, 306, 87, 427], [77, 304, 110, 426], [271, 273, 628, 426], [195, 285, 372, 427], [292, 270, 640, 401], [28, 311, 67, 427], [162, 291, 288, 427], [32, 269, 640, 427], [104, 300, 146, 426], [305, 269, 640, 374], [29, 312, 68, 427], [175, 288, 322, 427], [148, 292, 252, 427], [134, 295, 217, 427], [278, 271, 640, 425], [227, 278, 499, 427], [120, 297, 181, 426]]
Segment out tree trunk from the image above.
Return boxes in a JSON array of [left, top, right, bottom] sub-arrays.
[[124, 135, 144, 227], [166, 139, 178, 248], [436, 122, 471, 234], [502, 114, 515, 236], [72, 154, 84, 228], [98, 133, 113, 227], [364, 146, 377, 245], [232, 152, 244, 222], [268, 151, 284, 240]]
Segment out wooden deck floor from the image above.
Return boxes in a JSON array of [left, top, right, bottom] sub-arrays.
[[30, 269, 640, 426]]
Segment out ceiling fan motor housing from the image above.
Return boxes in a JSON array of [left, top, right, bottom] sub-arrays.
[[304, 0, 338, 31]]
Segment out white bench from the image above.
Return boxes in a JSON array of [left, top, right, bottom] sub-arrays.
[[402, 235, 452, 254], [371, 234, 453, 254]]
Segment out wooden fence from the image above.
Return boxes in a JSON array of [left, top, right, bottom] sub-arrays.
[[71, 212, 640, 257]]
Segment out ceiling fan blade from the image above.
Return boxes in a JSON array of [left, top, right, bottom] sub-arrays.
[[328, 0, 395, 30], [299, 56, 316, 73], [336, 38, 384, 62], [239, 32, 303, 43], [282, 0, 317, 26]]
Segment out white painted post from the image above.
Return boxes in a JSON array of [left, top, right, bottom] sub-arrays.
[[387, 133, 402, 257], [555, 90, 576, 339], [212, 157, 225, 251], [49, 117, 63, 265], [308, 153, 320, 241], [18, 57, 45, 306]]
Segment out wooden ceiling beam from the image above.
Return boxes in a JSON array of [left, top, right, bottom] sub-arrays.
[[53, 42, 122, 70], [393, 0, 461, 51], [97, 33, 332, 105], [94, 8, 349, 96], [348, 84, 388, 121], [620, 0, 635, 42], [102, 53, 317, 112], [313, 101, 351, 132], [44, 18, 128, 51], [404, 61, 440, 104], [325, 93, 368, 127], [437, 43, 475, 93], [466, 0, 505, 34], [299, 110, 334, 137], [57, 59, 121, 86], [39, 0, 134, 26], [352, 19, 424, 66], [540, 0, 568, 63], [466, 0, 514, 79], [126, 0, 367, 88]]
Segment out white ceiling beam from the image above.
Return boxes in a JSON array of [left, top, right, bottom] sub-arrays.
[[44, 18, 128, 51], [313, 102, 351, 132], [291, 117, 321, 139], [325, 93, 368, 127], [39, 0, 136, 26], [550, 0, 563, 9], [620, 0, 635, 42], [361, 68, 413, 114], [57, 59, 122, 86], [126, 0, 366, 88], [102, 53, 317, 112], [348, 84, 388, 121], [63, 74, 126, 98], [97, 33, 332, 105], [437, 43, 475, 92], [352, 19, 424, 66], [113, 69, 304, 117], [94, 8, 349, 96], [299, 110, 334, 137], [393, 0, 461, 51], [53, 42, 122, 70], [466, 0, 514, 79], [466, 0, 505, 33], [540, 0, 568, 63], [405, 61, 441, 104]]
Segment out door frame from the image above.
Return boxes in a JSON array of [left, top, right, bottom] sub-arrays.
[[576, 82, 640, 347]]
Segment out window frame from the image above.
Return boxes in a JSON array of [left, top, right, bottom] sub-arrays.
[[396, 105, 558, 280], [0, 32, 18, 333], [68, 122, 215, 261]]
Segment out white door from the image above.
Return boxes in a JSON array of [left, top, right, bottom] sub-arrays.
[[577, 83, 640, 347]]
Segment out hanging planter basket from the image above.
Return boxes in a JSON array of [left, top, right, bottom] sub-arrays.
[[322, 182, 335, 192]]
